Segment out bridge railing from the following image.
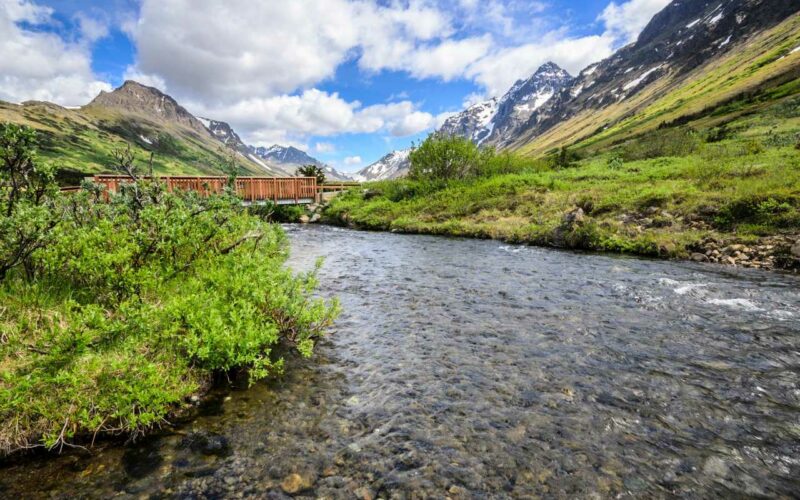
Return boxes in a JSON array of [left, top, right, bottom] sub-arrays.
[[90, 175, 318, 204], [319, 181, 361, 193]]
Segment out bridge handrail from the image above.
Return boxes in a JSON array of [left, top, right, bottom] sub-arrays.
[[87, 175, 318, 204]]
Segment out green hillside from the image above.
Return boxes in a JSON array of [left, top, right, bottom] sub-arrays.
[[514, 14, 800, 157], [0, 100, 269, 184]]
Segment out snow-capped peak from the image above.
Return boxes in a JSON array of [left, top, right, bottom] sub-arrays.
[[438, 61, 572, 147]]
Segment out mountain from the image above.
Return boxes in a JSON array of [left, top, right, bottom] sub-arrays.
[[354, 149, 411, 181], [194, 120, 353, 180], [512, 0, 800, 154], [88, 81, 209, 136], [0, 80, 289, 179], [199, 117, 245, 148], [253, 145, 321, 166], [439, 62, 573, 147], [250, 145, 353, 181]]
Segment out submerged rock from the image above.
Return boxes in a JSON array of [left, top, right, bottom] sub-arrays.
[[281, 473, 315, 494], [181, 431, 232, 457]]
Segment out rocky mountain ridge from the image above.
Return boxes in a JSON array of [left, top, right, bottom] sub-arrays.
[[354, 149, 411, 181], [86, 81, 352, 179], [439, 62, 573, 147], [87, 81, 210, 137], [435, 0, 800, 153], [512, 0, 800, 151]]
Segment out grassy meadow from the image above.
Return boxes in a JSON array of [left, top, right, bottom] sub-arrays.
[[325, 93, 800, 266]]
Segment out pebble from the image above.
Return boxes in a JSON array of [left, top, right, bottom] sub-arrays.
[[280, 473, 314, 494]]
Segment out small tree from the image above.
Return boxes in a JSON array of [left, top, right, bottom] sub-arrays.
[[408, 132, 493, 180], [0, 123, 57, 280], [298, 164, 325, 184]]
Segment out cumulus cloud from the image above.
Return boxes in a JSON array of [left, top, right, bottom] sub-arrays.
[[314, 142, 336, 153], [600, 0, 671, 45], [407, 36, 493, 81], [465, 0, 670, 97], [0, 0, 111, 105], [128, 0, 468, 104], [344, 156, 362, 166], [190, 89, 439, 146]]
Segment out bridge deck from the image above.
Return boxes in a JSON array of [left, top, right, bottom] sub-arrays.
[[91, 175, 318, 204]]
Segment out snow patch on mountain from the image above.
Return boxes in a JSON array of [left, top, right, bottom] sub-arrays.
[[355, 149, 411, 181], [623, 66, 663, 91], [439, 62, 573, 147]]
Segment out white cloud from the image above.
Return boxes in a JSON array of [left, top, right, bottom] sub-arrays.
[[75, 12, 110, 43], [466, 34, 617, 96], [128, 0, 468, 104], [0, 0, 111, 105], [344, 156, 362, 166], [191, 89, 439, 146], [408, 36, 493, 81], [600, 0, 671, 45], [465, 0, 670, 97], [314, 142, 336, 153]]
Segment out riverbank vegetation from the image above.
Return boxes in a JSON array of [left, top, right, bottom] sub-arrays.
[[325, 93, 800, 269], [0, 124, 338, 455]]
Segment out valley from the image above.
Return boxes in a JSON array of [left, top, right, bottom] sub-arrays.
[[2, 0, 800, 498]]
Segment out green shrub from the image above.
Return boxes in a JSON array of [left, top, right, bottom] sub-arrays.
[[715, 194, 799, 229], [0, 126, 339, 454], [621, 127, 700, 161], [409, 133, 495, 180], [297, 164, 325, 184]]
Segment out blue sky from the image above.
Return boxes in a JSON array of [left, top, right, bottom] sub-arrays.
[[1, 0, 669, 172]]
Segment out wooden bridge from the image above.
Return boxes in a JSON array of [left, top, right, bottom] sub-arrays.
[[86, 175, 353, 205]]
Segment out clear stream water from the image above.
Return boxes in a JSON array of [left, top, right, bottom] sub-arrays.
[[2, 225, 800, 498]]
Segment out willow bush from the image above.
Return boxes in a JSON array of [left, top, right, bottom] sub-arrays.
[[0, 124, 338, 454]]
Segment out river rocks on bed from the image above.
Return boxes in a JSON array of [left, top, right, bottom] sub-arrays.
[[180, 431, 232, 457], [280, 472, 316, 494], [689, 234, 800, 271], [690, 253, 709, 263]]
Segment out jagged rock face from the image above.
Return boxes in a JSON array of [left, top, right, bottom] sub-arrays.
[[87, 81, 209, 135], [253, 145, 324, 167], [439, 99, 499, 144], [439, 62, 573, 147], [248, 145, 353, 180], [354, 149, 411, 181], [489, 62, 573, 147], [199, 118, 244, 147], [514, 0, 800, 146]]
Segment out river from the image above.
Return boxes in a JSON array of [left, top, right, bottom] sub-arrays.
[[2, 225, 799, 498]]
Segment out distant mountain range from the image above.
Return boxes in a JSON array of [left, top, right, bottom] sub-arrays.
[[439, 61, 573, 148], [0, 79, 352, 180], [197, 119, 352, 180], [355, 62, 573, 181]]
